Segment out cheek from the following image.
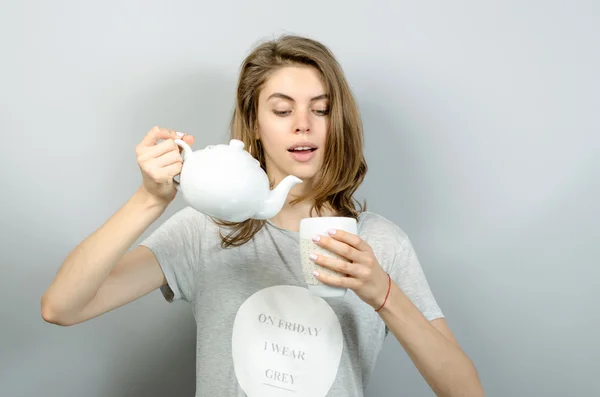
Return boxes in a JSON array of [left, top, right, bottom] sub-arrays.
[[258, 127, 288, 156], [261, 135, 286, 156], [313, 117, 329, 144], [258, 114, 291, 145]]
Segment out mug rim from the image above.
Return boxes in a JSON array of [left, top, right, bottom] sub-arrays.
[[299, 216, 357, 222]]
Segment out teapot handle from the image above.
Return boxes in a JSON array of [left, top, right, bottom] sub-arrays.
[[173, 139, 193, 191], [173, 139, 193, 160]]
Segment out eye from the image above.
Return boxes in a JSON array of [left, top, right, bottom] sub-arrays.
[[273, 110, 291, 116], [314, 108, 329, 116]]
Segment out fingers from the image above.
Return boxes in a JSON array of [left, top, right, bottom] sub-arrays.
[[138, 149, 183, 179], [153, 149, 183, 168], [141, 160, 182, 185], [313, 234, 362, 263], [312, 261, 361, 289], [162, 162, 184, 178], [311, 253, 370, 280], [327, 229, 370, 251], [138, 138, 179, 160], [139, 126, 181, 148], [137, 126, 195, 155], [136, 126, 195, 165], [136, 127, 187, 186], [182, 134, 195, 145], [134, 126, 192, 202]]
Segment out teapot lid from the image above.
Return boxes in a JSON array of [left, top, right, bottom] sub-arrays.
[[229, 139, 245, 150]]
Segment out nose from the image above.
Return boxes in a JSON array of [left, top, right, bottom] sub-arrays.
[[295, 126, 310, 133], [294, 110, 311, 134]]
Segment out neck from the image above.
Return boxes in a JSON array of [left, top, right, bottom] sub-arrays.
[[268, 177, 336, 232]]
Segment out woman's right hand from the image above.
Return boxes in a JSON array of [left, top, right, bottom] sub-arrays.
[[136, 126, 195, 206]]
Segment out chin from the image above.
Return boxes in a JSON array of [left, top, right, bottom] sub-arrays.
[[266, 155, 322, 184], [286, 165, 320, 181]]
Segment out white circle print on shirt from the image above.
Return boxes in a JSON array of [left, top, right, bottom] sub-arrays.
[[231, 285, 343, 397]]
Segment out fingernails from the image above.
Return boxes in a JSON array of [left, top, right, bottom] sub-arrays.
[[313, 270, 320, 277], [176, 131, 184, 136], [312, 235, 320, 242], [309, 253, 317, 261], [327, 229, 336, 235]]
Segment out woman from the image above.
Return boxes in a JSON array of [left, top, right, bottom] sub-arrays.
[[41, 35, 484, 396]]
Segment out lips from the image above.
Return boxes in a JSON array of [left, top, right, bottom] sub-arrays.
[[288, 147, 317, 153], [287, 143, 317, 153], [287, 142, 318, 162]]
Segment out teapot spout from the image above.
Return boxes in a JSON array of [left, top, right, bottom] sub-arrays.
[[252, 175, 303, 220]]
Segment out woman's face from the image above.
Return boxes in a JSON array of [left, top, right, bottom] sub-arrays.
[[256, 65, 329, 185]]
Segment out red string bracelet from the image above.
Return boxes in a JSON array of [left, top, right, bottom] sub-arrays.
[[374, 273, 391, 312]]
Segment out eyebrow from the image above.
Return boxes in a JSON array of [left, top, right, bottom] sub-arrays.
[[267, 93, 328, 102]]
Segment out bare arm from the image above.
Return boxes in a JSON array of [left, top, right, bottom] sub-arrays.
[[379, 283, 485, 397], [41, 127, 195, 326], [299, 226, 484, 396], [41, 189, 167, 326]]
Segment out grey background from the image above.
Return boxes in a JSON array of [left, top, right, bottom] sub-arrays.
[[2, 1, 598, 396]]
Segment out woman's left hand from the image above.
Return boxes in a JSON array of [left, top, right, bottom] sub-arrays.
[[310, 229, 391, 310]]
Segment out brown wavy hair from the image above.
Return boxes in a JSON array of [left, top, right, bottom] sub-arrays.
[[215, 34, 367, 247]]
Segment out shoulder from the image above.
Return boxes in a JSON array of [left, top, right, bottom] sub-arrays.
[[152, 206, 219, 236], [358, 211, 410, 246], [141, 206, 224, 254], [356, 211, 415, 271], [163, 206, 207, 226], [358, 212, 438, 302]]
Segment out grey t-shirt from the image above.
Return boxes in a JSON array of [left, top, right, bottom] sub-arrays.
[[140, 206, 443, 397]]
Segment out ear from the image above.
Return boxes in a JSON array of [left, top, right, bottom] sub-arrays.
[[254, 124, 261, 141]]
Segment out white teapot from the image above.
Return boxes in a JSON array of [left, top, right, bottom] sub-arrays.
[[173, 139, 303, 222]]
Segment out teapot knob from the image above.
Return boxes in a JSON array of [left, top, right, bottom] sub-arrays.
[[229, 139, 245, 150]]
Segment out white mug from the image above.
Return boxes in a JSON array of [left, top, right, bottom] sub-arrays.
[[299, 217, 358, 298]]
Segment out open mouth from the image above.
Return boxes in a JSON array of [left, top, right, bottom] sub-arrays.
[[287, 146, 317, 154]]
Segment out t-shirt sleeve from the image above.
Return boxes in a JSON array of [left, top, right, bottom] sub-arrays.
[[139, 206, 203, 303], [389, 236, 444, 322]]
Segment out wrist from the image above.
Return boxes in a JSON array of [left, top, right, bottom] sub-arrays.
[[133, 187, 170, 214], [373, 273, 392, 312], [374, 281, 412, 318]]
